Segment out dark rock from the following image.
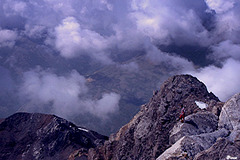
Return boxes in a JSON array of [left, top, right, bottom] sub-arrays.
[[0, 112, 108, 160], [88, 75, 220, 160], [169, 112, 218, 145]]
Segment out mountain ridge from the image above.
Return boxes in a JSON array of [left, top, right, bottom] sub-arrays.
[[0, 112, 108, 160], [1, 74, 240, 160]]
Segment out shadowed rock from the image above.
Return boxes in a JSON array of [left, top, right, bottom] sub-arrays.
[[0, 112, 108, 160], [169, 112, 218, 145]]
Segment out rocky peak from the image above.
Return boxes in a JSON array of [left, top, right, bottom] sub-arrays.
[[88, 74, 221, 160], [157, 74, 219, 115], [0, 112, 108, 160]]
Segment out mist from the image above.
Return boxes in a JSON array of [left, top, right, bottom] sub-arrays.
[[18, 68, 120, 119]]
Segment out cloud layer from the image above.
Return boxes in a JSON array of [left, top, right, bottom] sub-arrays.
[[190, 59, 240, 101], [0, 0, 240, 112], [19, 68, 120, 119], [55, 17, 113, 64]]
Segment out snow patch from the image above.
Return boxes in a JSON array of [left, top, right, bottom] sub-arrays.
[[78, 127, 89, 132], [195, 101, 208, 109]]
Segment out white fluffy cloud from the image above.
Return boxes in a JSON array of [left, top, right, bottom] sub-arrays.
[[0, 28, 17, 47], [210, 40, 240, 61], [55, 16, 113, 64], [82, 93, 120, 119], [19, 68, 120, 119], [130, 0, 211, 46], [205, 0, 236, 13], [190, 59, 240, 101]]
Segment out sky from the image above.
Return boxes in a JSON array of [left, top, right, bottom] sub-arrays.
[[0, 0, 240, 123]]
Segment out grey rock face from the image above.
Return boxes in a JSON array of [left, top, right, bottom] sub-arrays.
[[194, 137, 240, 160], [0, 112, 108, 160], [157, 128, 229, 160], [193, 93, 240, 160], [169, 112, 218, 145], [88, 75, 220, 160], [218, 93, 240, 130], [228, 129, 240, 143], [159, 93, 240, 160]]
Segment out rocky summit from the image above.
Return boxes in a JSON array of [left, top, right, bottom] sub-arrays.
[[88, 74, 223, 160], [0, 112, 108, 160], [1, 74, 240, 160]]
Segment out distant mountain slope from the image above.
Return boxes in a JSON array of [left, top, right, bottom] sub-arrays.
[[0, 112, 108, 160]]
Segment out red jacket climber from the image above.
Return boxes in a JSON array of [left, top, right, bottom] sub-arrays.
[[179, 104, 185, 123]]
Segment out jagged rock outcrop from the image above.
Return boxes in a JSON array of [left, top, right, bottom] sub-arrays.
[[194, 137, 240, 160], [169, 112, 218, 145], [0, 112, 108, 160], [159, 92, 240, 160], [158, 128, 229, 160], [194, 93, 240, 160], [88, 75, 220, 160], [218, 93, 240, 131]]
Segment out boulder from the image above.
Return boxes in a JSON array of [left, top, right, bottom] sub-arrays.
[[194, 137, 240, 160], [218, 93, 240, 130], [169, 112, 218, 144], [157, 128, 229, 160], [228, 129, 240, 142]]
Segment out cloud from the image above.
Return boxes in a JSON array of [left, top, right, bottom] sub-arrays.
[[54, 16, 113, 64], [82, 93, 120, 119], [0, 28, 17, 47], [210, 40, 240, 61], [189, 59, 240, 101], [129, 0, 211, 46], [205, 0, 240, 43], [24, 24, 47, 39], [0, 0, 218, 65], [18, 68, 120, 119], [205, 0, 236, 13], [119, 62, 139, 72], [145, 45, 195, 73], [3, 0, 27, 16]]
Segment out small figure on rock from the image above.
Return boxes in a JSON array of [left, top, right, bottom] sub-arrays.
[[179, 104, 185, 123]]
